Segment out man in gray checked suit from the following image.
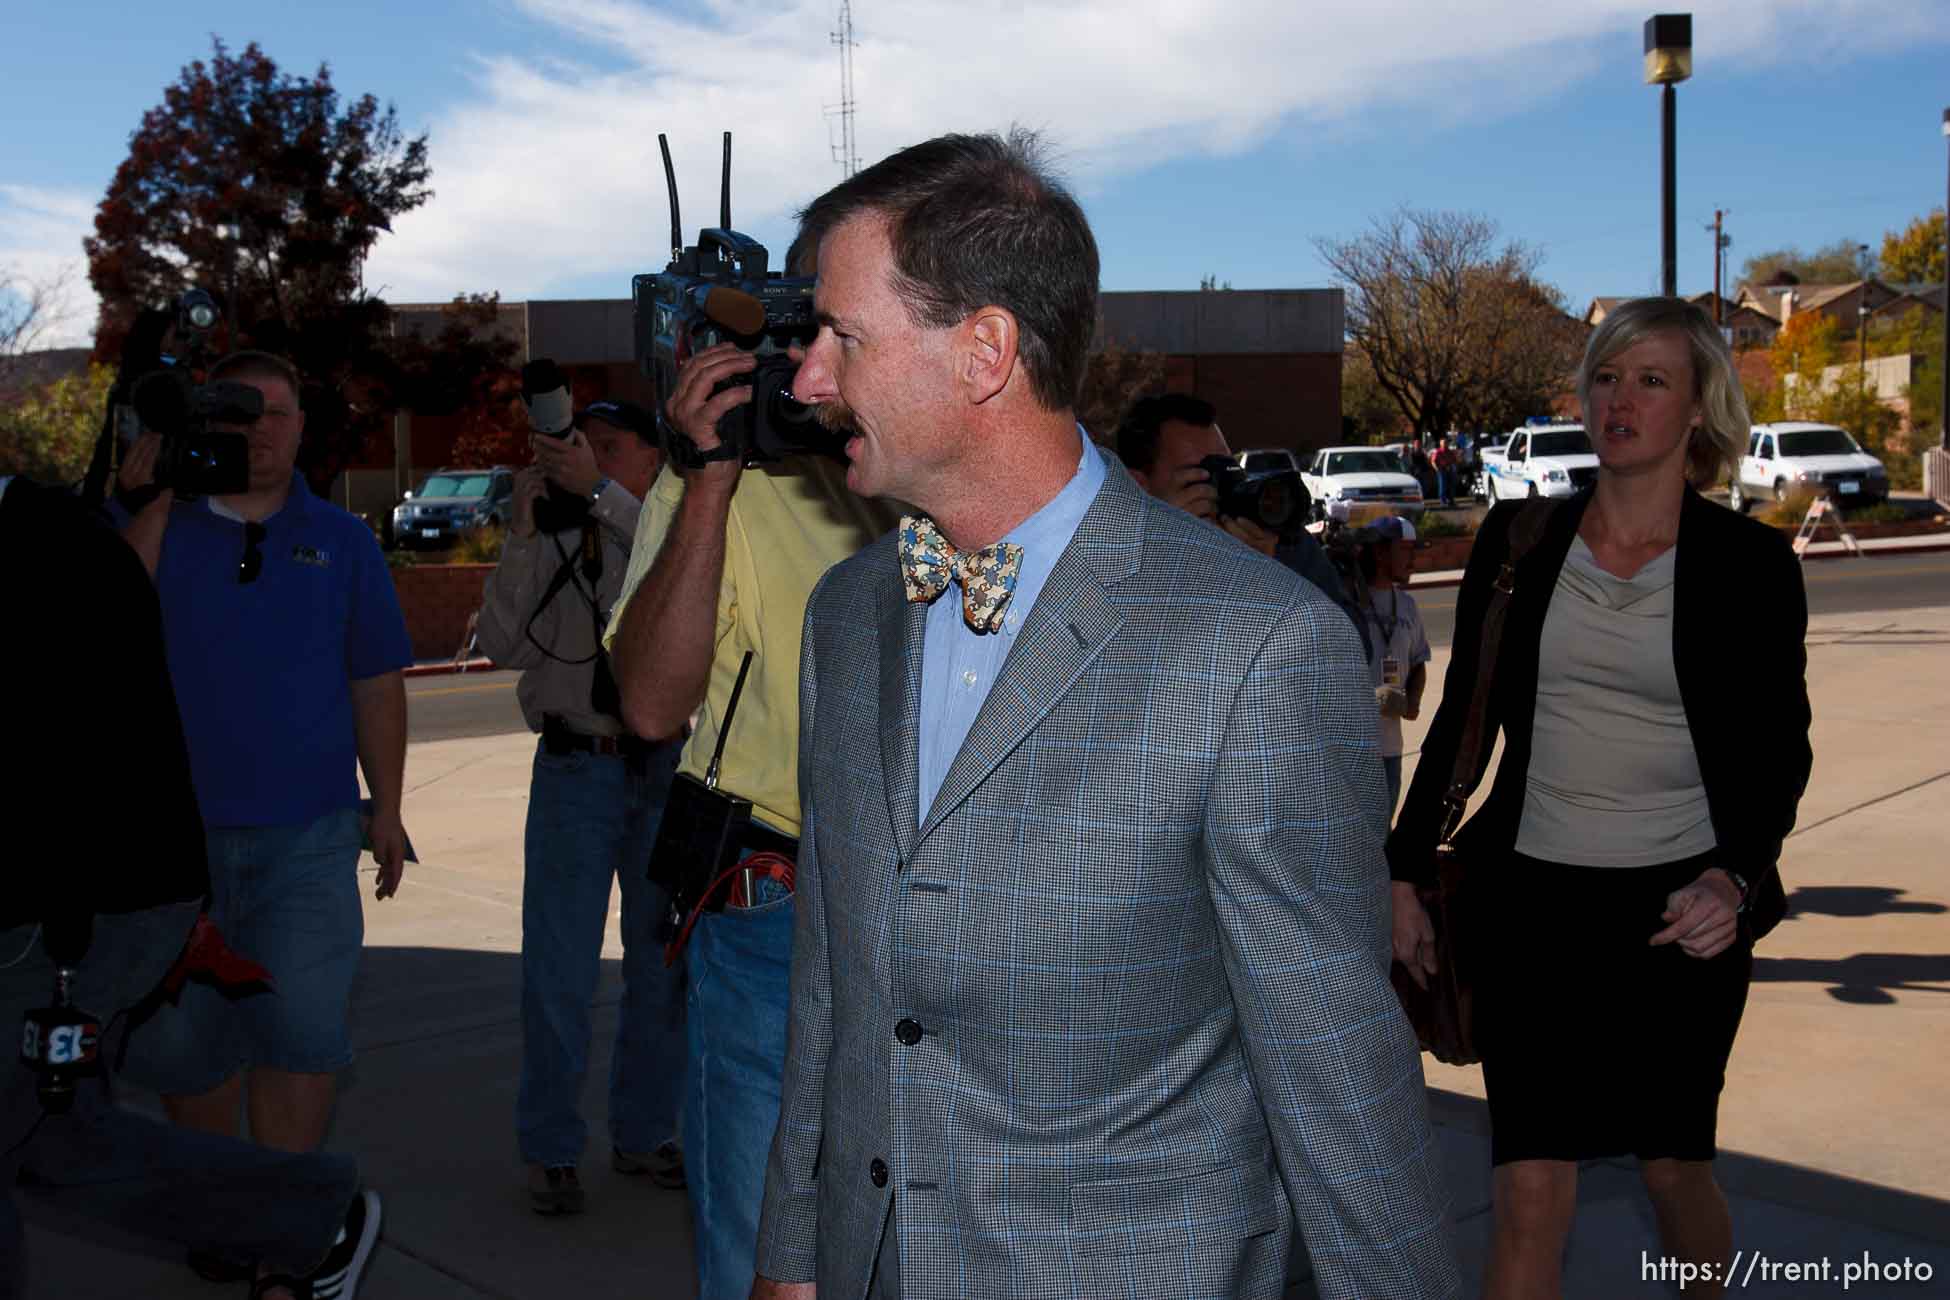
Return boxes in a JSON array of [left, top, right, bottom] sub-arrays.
[[751, 131, 1461, 1300]]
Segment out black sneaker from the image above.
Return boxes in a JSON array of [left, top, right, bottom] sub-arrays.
[[246, 1188, 381, 1300], [306, 1187, 382, 1299], [528, 1164, 586, 1215]]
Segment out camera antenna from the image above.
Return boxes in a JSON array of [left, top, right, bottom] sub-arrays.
[[658, 134, 682, 262], [719, 131, 733, 229]]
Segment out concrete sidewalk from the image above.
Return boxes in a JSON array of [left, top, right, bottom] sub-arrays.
[[22, 605, 1950, 1297]]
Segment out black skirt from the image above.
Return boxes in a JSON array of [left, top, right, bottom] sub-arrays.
[[1478, 849, 1752, 1166]]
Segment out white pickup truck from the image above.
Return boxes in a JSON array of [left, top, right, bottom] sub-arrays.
[[1727, 422, 1889, 513], [1300, 446, 1425, 520], [1482, 424, 1599, 502]]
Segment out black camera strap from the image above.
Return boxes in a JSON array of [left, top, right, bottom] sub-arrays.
[[523, 523, 605, 668]]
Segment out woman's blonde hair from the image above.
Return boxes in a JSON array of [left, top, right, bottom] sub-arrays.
[[1576, 296, 1747, 487]]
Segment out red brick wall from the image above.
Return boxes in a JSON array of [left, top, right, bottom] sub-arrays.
[[1160, 353, 1342, 455], [393, 563, 495, 661]]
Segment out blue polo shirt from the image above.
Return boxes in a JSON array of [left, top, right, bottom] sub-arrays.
[[126, 476, 412, 828]]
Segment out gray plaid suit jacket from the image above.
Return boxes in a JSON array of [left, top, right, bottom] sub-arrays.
[[756, 461, 1460, 1299]]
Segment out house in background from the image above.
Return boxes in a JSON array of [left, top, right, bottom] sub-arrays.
[[1584, 292, 1779, 350]]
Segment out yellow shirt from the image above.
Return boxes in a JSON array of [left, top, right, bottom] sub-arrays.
[[605, 457, 894, 838]]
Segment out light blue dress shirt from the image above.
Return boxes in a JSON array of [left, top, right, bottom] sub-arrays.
[[915, 430, 1107, 824]]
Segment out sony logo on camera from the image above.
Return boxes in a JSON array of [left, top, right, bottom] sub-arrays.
[[632, 132, 844, 469]]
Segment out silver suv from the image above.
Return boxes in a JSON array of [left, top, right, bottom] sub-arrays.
[[391, 468, 516, 549]]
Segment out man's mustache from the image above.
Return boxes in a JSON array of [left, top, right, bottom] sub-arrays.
[[813, 402, 855, 434]]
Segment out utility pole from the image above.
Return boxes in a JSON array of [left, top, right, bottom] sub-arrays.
[[828, 2, 861, 178], [1710, 209, 1728, 324]]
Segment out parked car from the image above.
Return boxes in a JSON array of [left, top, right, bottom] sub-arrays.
[[1728, 422, 1889, 513], [391, 467, 516, 549], [1483, 423, 1598, 502], [1300, 446, 1425, 520]]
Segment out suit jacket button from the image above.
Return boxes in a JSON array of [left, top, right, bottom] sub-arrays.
[[869, 1158, 889, 1188], [894, 1017, 923, 1046]]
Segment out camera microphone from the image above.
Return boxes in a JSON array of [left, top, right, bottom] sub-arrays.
[[698, 286, 768, 337], [521, 360, 573, 437]]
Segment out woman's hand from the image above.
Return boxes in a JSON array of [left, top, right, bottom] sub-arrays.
[[1649, 868, 1743, 959], [1391, 881, 1438, 989]]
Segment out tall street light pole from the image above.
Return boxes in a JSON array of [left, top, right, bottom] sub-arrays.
[[1645, 16, 1692, 299]]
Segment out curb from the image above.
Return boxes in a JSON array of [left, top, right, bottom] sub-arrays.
[[403, 658, 498, 679], [1407, 536, 1950, 594]]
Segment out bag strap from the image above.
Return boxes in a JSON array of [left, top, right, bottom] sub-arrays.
[[702, 650, 756, 790], [1438, 499, 1557, 844]]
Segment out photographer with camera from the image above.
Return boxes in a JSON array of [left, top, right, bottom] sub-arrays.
[[1115, 394, 1361, 629], [1, 474, 382, 1300], [472, 382, 688, 1215], [603, 225, 893, 1298], [1359, 515, 1431, 815], [109, 350, 412, 1218]]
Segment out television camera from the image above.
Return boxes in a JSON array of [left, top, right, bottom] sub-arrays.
[[633, 133, 841, 470]]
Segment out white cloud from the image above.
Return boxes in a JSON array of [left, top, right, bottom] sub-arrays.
[[0, 184, 97, 350], [362, 0, 1950, 307], [13, 2, 1949, 347]]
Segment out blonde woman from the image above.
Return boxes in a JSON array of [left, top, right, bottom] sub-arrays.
[[1389, 297, 1812, 1300]]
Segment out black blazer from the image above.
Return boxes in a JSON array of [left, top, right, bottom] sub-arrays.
[[1387, 487, 1812, 938]]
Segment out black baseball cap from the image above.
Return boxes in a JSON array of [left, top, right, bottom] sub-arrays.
[[576, 399, 656, 439]]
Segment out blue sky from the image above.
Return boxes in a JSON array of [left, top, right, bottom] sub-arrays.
[[4, 1, 1947, 349]]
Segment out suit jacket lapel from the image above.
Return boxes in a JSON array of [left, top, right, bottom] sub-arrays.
[[878, 556, 927, 867], [916, 466, 1142, 847]]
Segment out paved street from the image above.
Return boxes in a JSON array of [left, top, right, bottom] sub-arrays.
[[410, 549, 1950, 744]]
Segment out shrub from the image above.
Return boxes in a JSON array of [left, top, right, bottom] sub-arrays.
[[449, 525, 506, 563], [1758, 489, 1820, 528], [1846, 502, 1908, 525], [1417, 511, 1475, 539]]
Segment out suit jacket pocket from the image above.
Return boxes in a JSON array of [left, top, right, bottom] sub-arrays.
[[1070, 1160, 1283, 1259]]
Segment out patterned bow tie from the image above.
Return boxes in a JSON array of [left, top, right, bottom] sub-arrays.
[[898, 514, 1024, 634]]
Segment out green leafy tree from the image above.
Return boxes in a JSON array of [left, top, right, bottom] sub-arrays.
[[1342, 345, 1406, 443], [0, 363, 115, 485], [84, 39, 434, 489], [1740, 239, 1872, 286], [1878, 209, 1946, 285], [1767, 313, 1842, 419]]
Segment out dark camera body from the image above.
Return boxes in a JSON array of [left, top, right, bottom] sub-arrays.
[[1197, 455, 1310, 542], [131, 371, 259, 499], [636, 229, 837, 467]]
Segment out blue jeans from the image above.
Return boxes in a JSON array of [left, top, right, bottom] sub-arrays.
[[686, 868, 794, 1300], [121, 807, 365, 1096], [517, 741, 686, 1167], [1, 905, 357, 1294], [1383, 755, 1403, 818]]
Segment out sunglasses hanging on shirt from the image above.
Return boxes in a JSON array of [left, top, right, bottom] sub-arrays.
[[237, 521, 267, 585]]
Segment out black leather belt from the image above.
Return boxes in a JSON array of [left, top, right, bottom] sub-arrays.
[[541, 715, 660, 762]]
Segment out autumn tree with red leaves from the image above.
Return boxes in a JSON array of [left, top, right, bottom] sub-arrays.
[[85, 39, 515, 491]]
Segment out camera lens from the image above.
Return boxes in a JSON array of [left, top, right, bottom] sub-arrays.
[[186, 302, 218, 330]]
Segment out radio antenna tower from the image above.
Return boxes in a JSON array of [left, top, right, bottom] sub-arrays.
[[827, 1, 861, 177]]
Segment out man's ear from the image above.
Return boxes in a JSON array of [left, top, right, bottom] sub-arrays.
[[961, 307, 1019, 405]]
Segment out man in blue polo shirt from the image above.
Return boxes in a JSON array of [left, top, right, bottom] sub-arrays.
[[115, 350, 411, 1195]]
